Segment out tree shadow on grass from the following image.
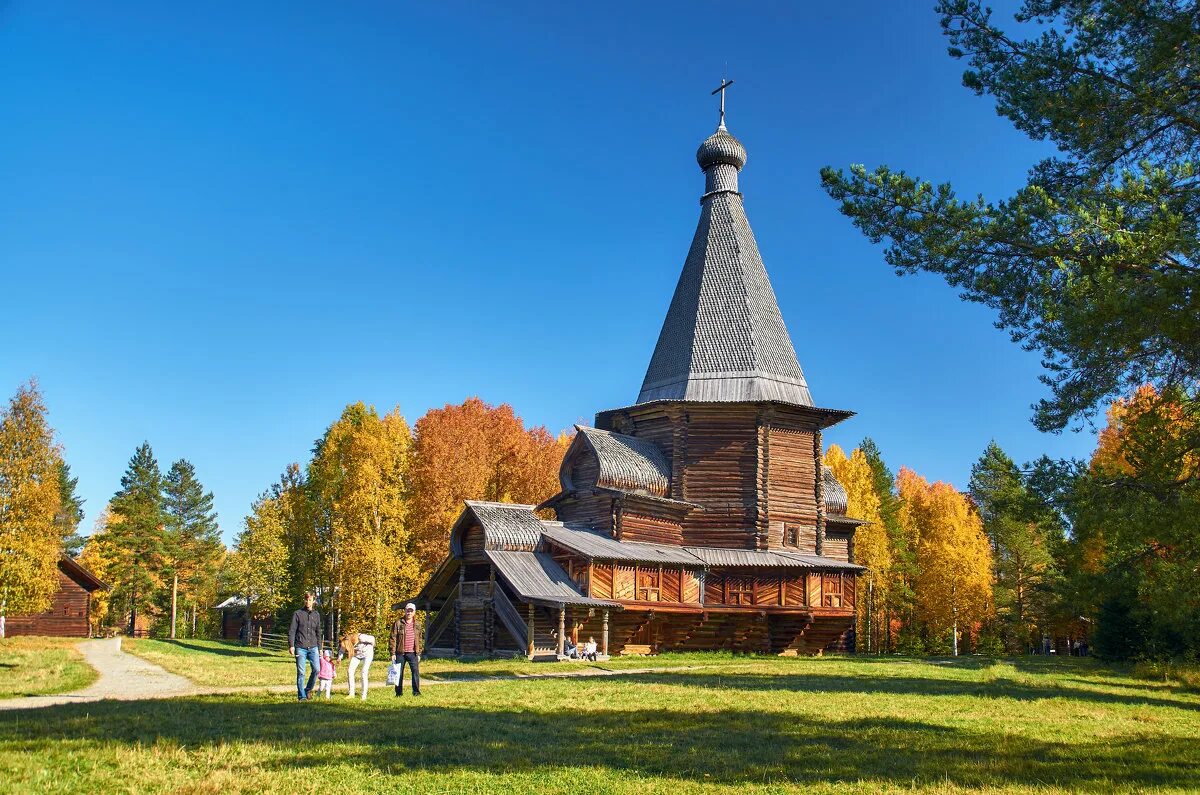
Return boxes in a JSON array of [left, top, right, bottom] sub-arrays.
[[144, 639, 287, 660], [613, 670, 1200, 713], [0, 696, 1196, 791]]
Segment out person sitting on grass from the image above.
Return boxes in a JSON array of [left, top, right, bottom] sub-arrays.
[[317, 648, 336, 699]]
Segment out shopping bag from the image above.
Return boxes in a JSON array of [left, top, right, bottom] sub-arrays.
[[386, 660, 402, 686]]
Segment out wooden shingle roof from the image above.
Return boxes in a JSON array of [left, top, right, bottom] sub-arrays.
[[541, 523, 702, 566], [448, 500, 544, 557], [637, 122, 814, 408], [486, 550, 621, 609], [823, 466, 849, 516], [573, 425, 671, 497]]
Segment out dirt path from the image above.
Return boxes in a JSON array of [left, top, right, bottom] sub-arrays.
[[0, 637, 200, 711], [0, 639, 713, 711]]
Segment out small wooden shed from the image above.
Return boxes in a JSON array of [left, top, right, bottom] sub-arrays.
[[4, 556, 107, 637]]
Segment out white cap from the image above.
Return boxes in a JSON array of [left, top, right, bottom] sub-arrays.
[[405, 602, 417, 611]]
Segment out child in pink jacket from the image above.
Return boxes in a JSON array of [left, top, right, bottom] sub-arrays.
[[317, 648, 336, 699]]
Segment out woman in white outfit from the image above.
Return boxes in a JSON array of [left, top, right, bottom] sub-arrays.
[[339, 632, 375, 700]]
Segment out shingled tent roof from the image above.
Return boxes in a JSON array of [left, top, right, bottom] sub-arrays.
[[637, 122, 813, 407], [571, 425, 670, 497]]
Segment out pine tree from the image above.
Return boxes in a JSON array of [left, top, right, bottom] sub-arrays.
[[56, 461, 86, 557], [821, 1, 1200, 435], [105, 443, 166, 636], [0, 381, 64, 627], [162, 459, 222, 638], [857, 438, 913, 652], [969, 442, 1060, 652]]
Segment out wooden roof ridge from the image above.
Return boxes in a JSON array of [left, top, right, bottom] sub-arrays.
[[59, 554, 107, 592]]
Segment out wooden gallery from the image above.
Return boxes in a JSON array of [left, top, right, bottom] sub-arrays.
[[417, 106, 866, 659]]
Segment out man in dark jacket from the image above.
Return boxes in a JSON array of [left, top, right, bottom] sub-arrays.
[[288, 592, 324, 701], [388, 602, 423, 697]]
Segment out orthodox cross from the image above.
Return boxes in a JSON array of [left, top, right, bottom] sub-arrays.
[[711, 78, 734, 129]]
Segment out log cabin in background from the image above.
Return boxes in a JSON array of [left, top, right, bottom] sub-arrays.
[[417, 101, 866, 659], [3, 556, 107, 637]]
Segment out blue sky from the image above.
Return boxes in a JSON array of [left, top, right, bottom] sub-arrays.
[[0, 2, 1096, 544]]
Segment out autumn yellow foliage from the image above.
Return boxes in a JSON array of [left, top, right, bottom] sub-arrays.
[[0, 381, 64, 617], [824, 445, 892, 645], [897, 467, 994, 641], [308, 403, 415, 636]]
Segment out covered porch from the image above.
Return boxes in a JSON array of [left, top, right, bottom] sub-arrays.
[[418, 549, 622, 661]]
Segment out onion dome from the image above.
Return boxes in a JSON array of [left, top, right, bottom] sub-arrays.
[[696, 128, 747, 171]]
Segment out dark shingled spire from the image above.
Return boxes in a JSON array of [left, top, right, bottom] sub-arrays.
[[637, 117, 813, 407]]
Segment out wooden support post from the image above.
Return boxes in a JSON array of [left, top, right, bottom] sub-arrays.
[[557, 606, 566, 658], [526, 603, 535, 660], [255, 625, 262, 647], [602, 609, 609, 657]]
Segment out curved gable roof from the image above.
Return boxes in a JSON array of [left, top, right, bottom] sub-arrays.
[[823, 466, 849, 517], [448, 500, 544, 557], [567, 425, 670, 497]]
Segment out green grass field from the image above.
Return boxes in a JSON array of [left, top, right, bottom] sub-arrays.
[[123, 637, 713, 687], [0, 637, 97, 698], [2, 646, 1199, 794]]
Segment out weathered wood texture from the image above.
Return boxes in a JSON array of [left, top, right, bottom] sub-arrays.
[[765, 422, 819, 552], [567, 449, 600, 491], [703, 571, 813, 607], [618, 510, 683, 545], [5, 569, 91, 637], [823, 533, 850, 562], [462, 519, 487, 564], [550, 493, 614, 533]]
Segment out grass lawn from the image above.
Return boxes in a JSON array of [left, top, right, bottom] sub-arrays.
[[0, 637, 97, 698], [2, 650, 1199, 793], [123, 637, 713, 688]]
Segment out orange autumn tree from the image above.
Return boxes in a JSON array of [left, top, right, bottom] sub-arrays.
[[824, 444, 892, 651], [409, 398, 571, 571], [1070, 385, 1200, 658], [897, 467, 994, 652]]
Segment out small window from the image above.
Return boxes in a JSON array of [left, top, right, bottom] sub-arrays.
[[727, 577, 753, 605], [785, 525, 800, 547], [637, 569, 660, 602]]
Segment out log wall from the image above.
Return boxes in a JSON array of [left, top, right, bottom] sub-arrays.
[[619, 511, 683, 545], [462, 519, 487, 564], [551, 493, 615, 533], [5, 569, 91, 637], [764, 416, 819, 553]]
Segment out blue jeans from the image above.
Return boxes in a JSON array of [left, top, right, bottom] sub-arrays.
[[295, 646, 320, 699]]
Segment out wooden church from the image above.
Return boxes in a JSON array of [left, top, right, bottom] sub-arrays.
[[417, 93, 865, 658]]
